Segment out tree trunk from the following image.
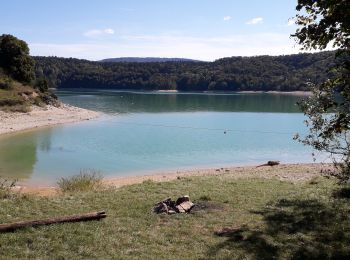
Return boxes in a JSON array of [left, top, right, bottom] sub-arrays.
[[0, 211, 106, 232]]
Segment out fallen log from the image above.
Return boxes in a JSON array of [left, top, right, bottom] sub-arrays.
[[0, 211, 107, 232], [256, 161, 280, 168]]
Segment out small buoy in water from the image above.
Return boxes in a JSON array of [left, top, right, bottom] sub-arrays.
[[224, 131, 227, 134]]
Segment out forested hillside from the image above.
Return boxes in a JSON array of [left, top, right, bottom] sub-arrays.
[[100, 57, 202, 63], [34, 51, 336, 91]]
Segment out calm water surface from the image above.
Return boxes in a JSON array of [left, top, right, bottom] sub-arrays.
[[0, 90, 317, 185]]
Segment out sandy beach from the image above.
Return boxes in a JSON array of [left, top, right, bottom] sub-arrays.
[[18, 163, 331, 196], [104, 163, 330, 187], [0, 103, 100, 135]]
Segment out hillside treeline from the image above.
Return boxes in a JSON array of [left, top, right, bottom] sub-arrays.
[[34, 51, 336, 91]]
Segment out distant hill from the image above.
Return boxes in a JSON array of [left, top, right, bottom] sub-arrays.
[[100, 57, 203, 63], [34, 51, 337, 92]]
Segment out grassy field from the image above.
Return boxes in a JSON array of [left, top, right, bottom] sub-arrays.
[[0, 173, 350, 259]]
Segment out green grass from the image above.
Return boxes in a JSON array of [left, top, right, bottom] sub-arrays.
[[0, 175, 349, 259], [57, 170, 103, 193]]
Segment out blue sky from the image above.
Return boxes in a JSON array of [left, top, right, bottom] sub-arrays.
[[1, 0, 304, 61]]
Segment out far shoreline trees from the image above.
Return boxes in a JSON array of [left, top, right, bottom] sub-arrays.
[[34, 51, 336, 92]]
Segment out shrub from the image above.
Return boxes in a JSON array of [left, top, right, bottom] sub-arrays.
[[0, 77, 13, 90], [0, 178, 17, 199], [34, 78, 49, 93], [57, 170, 103, 193]]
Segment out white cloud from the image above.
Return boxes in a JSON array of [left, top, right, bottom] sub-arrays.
[[103, 28, 115, 34], [83, 28, 115, 38], [30, 33, 306, 61], [287, 18, 296, 26], [246, 17, 263, 25], [223, 16, 232, 21]]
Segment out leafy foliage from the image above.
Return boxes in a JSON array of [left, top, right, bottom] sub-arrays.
[[0, 76, 14, 90], [293, 0, 350, 181], [293, 0, 350, 50], [0, 34, 35, 83], [34, 51, 336, 91], [34, 77, 50, 93]]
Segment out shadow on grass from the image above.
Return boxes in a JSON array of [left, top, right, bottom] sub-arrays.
[[208, 197, 350, 259], [333, 187, 350, 199]]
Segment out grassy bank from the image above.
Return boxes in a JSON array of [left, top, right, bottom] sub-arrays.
[[0, 82, 34, 112], [0, 76, 57, 112], [0, 172, 350, 259]]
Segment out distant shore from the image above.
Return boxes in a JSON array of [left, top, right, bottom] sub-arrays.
[[236, 90, 312, 96], [0, 103, 100, 135], [152, 90, 312, 96], [57, 88, 312, 96]]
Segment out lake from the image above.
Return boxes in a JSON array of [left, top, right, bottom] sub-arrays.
[[0, 90, 317, 185]]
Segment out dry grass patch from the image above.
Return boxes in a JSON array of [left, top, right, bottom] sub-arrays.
[[0, 178, 17, 199], [57, 170, 103, 193]]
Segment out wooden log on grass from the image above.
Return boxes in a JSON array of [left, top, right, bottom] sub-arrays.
[[0, 211, 107, 232], [256, 161, 280, 168]]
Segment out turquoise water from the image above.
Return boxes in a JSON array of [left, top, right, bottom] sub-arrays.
[[0, 90, 317, 185]]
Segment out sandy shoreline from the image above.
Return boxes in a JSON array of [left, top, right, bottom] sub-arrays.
[[0, 103, 100, 135], [18, 163, 331, 196], [104, 163, 329, 186]]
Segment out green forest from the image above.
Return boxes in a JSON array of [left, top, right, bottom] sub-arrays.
[[34, 51, 336, 91]]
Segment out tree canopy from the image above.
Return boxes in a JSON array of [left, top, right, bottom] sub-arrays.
[[0, 34, 35, 83], [293, 0, 350, 50], [293, 0, 350, 181]]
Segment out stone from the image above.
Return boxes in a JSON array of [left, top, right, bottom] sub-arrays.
[[175, 195, 190, 205], [176, 201, 195, 213], [154, 196, 195, 214]]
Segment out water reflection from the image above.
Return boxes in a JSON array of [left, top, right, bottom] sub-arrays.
[[0, 129, 56, 181], [0, 134, 37, 179], [38, 130, 52, 152], [58, 90, 304, 114]]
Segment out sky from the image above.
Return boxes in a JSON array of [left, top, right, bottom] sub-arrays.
[[0, 0, 306, 61]]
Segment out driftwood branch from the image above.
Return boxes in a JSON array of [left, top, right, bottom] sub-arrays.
[[0, 211, 107, 232], [256, 161, 280, 168]]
